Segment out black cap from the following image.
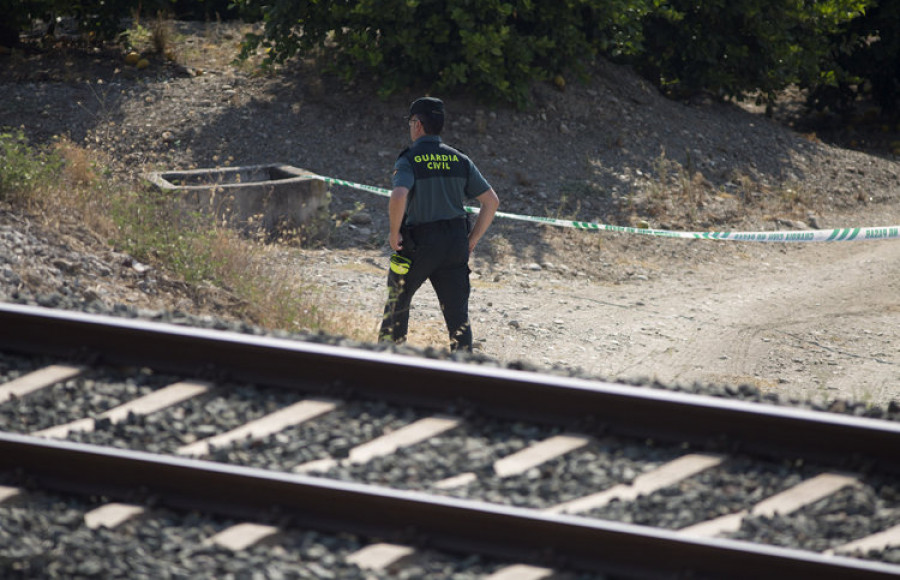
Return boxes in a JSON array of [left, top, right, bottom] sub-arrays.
[[409, 97, 444, 120]]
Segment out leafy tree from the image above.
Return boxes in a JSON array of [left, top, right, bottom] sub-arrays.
[[808, 0, 900, 116], [632, 0, 871, 111], [233, 0, 657, 106]]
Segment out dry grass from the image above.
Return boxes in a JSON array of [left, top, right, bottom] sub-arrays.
[[203, 233, 342, 333], [51, 138, 120, 237], [622, 150, 826, 230], [3, 132, 361, 336], [125, 16, 265, 73]]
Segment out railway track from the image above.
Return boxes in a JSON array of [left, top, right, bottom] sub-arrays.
[[1, 302, 899, 579]]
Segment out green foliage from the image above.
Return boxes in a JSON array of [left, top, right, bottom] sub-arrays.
[[0, 130, 64, 204], [633, 0, 871, 106], [0, 133, 217, 285], [234, 0, 657, 106], [808, 0, 900, 116], [110, 187, 220, 283], [4, 0, 896, 117], [233, 0, 894, 112]]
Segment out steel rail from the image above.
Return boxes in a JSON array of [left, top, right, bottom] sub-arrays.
[[0, 432, 897, 580], [2, 303, 900, 472]]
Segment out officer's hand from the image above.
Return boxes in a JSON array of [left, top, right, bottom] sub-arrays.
[[390, 231, 403, 252], [468, 234, 480, 253]]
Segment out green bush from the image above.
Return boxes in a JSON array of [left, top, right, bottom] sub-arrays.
[[234, 0, 657, 106], [110, 187, 219, 283], [633, 0, 871, 108], [234, 0, 890, 112], [0, 130, 63, 204], [807, 0, 900, 116]]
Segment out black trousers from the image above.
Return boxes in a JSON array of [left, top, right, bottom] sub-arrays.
[[380, 218, 472, 351]]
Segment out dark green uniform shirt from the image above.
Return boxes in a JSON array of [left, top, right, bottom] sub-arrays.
[[392, 135, 491, 226]]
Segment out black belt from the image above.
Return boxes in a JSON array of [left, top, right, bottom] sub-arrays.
[[407, 217, 467, 232]]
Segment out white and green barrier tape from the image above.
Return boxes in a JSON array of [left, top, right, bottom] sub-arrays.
[[316, 175, 900, 243]]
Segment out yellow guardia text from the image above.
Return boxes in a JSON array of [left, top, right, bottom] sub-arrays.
[[414, 153, 459, 170]]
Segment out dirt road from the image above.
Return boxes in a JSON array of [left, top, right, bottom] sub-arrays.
[[476, 237, 899, 406], [309, 229, 899, 407]]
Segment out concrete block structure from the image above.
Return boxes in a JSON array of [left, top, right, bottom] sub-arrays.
[[145, 164, 328, 236]]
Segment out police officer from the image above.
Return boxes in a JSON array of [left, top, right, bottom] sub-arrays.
[[379, 97, 500, 352]]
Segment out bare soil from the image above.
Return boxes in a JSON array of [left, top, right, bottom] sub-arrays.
[[2, 22, 898, 406]]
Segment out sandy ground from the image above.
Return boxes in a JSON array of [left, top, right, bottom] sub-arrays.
[[482, 238, 900, 406], [295, 226, 899, 407]]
